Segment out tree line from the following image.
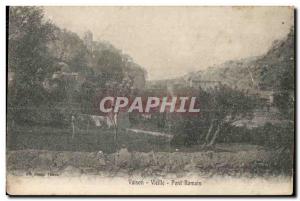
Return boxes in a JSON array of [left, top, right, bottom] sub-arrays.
[[8, 6, 146, 127]]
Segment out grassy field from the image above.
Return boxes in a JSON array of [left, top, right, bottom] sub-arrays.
[[7, 124, 293, 177], [7, 125, 172, 153]]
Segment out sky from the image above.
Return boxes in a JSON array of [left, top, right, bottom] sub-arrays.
[[44, 6, 293, 80]]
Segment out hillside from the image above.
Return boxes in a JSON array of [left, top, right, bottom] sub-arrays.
[[186, 27, 294, 91]]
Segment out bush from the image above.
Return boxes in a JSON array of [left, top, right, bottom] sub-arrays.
[[171, 121, 294, 149]]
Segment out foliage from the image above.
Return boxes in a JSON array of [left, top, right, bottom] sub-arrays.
[[259, 27, 295, 120], [171, 85, 261, 147], [8, 7, 146, 127], [8, 7, 56, 124]]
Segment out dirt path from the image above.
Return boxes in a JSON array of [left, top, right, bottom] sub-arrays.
[[126, 128, 173, 138]]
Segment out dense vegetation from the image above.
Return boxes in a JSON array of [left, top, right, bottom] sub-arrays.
[[8, 7, 146, 127], [173, 27, 295, 149]]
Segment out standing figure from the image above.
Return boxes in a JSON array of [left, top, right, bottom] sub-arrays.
[[71, 115, 75, 139]]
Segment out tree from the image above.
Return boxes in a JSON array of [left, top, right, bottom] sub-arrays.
[[200, 85, 260, 146], [273, 28, 294, 120], [8, 7, 56, 124], [105, 73, 134, 151], [259, 27, 294, 120], [48, 29, 89, 73]]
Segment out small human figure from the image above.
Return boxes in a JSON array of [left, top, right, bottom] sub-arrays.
[[71, 115, 75, 139]]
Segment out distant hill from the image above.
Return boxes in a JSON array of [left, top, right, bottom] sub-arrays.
[[185, 27, 294, 91], [185, 56, 260, 90]]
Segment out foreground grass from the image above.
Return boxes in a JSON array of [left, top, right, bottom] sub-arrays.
[[7, 125, 171, 153], [7, 125, 293, 177], [7, 146, 292, 178]]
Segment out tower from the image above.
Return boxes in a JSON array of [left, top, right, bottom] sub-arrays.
[[83, 31, 93, 52]]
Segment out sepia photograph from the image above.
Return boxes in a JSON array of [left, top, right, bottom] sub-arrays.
[[6, 6, 295, 195]]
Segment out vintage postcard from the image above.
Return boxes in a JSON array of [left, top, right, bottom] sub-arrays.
[[6, 6, 295, 195]]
